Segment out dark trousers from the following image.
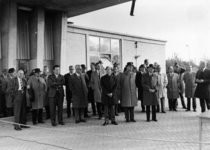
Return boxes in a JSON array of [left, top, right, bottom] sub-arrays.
[[88, 88, 96, 115], [14, 91, 26, 128], [45, 105, 50, 118], [178, 92, 186, 108], [0, 94, 7, 117], [124, 107, 134, 120], [49, 91, 64, 124], [169, 99, 177, 110], [74, 108, 84, 121], [115, 104, 118, 114], [104, 105, 115, 122], [96, 102, 103, 117], [187, 98, 196, 111], [146, 105, 156, 121], [32, 109, 43, 123], [140, 100, 145, 111], [157, 97, 165, 112], [66, 95, 72, 116], [7, 107, 13, 116], [200, 99, 210, 113]]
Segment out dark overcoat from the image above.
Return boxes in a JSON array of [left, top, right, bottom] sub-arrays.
[[135, 72, 144, 100], [113, 72, 122, 101], [47, 74, 65, 98], [69, 73, 88, 108], [87, 70, 94, 102], [2, 76, 14, 108], [194, 69, 210, 99], [142, 73, 160, 106], [101, 74, 118, 105], [64, 73, 72, 101]]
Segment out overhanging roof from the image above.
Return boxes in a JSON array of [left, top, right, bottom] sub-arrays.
[[3, 0, 132, 17]]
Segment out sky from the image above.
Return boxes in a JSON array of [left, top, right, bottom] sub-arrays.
[[69, 0, 210, 65]]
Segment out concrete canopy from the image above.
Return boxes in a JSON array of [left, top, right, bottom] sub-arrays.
[[3, 0, 132, 17]]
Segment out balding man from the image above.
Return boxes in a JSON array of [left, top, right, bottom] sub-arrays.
[[194, 61, 210, 112], [8, 69, 30, 130]]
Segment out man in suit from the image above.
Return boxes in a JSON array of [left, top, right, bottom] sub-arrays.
[[142, 64, 160, 122], [47, 65, 65, 126], [86, 62, 97, 116], [64, 65, 74, 118], [136, 64, 146, 112], [194, 61, 210, 112], [90, 62, 103, 119], [8, 69, 30, 130], [69, 65, 88, 123], [0, 69, 8, 117], [40, 66, 51, 119], [2, 68, 16, 116]]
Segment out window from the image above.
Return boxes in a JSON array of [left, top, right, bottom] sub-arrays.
[[89, 36, 121, 69]]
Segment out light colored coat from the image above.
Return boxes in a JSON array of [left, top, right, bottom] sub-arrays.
[[90, 71, 102, 103], [119, 71, 137, 107], [27, 76, 47, 109], [156, 72, 168, 99], [167, 73, 180, 99], [183, 72, 197, 98]]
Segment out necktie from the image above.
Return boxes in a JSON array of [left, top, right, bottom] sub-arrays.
[[20, 79, 24, 93]]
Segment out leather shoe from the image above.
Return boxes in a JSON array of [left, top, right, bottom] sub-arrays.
[[130, 119, 136, 122], [84, 115, 90, 118], [21, 125, 30, 128], [59, 122, 65, 125], [98, 116, 102, 120], [45, 117, 50, 120], [111, 121, 118, 125], [75, 120, 80, 124], [38, 121, 45, 124], [194, 110, 197, 112], [185, 109, 190, 111], [147, 120, 150, 122], [33, 122, 37, 125], [115, 113, 119, 116], [52, 122, 57, 126], [162, 111, 166, 113], [103, 122, 109, 126], [152, 119, 158, 122], [80, 119, 86, 123], [14, 126, 22, 131], [126, 119, 130, 123]]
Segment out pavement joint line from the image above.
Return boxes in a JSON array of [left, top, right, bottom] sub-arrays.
[[0, 135, 72, 150], [0, 119, 209, 146]]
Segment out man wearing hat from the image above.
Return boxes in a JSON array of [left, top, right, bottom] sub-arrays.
[[0, 69, 8, 117], [136, 64, 146, 112], [119, 62, 138, 122], [142, 64, 160, 122], [28, 68, 46, 125], [2, 68, 16, 117]]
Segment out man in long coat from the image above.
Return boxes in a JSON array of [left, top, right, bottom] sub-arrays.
[[183, 65, 197, 112], [28, 68, 47, 125], [101, 66, 118, 126], [40, 66, 51, 119], [2, 68, 16, 117], [69, 65, 88, 123], [119, 62, 137, 122], [136, 64, 146, 112], [142, 64, 160, 122], [156, 65, 168, 113], [167, 66, 180, 111], [47, 65, 65, 126], [64, 65, 74, 118], [90, 62, 103, 119], [194, 61, 210, 112], [8, 69, 30, 130], [0, 69, 8, 117]]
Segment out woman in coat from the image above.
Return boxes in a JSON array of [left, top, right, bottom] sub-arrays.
[[119, 62, 137, 122], [28, 68, 47, 125], [167, 66, 180, 111], [101, 66, 118, 126], [183, 65, 197, 111], [142, 64, 160, 122]]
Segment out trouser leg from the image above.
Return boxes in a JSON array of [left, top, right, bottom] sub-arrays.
[[115, 104, 118, 114], [66, 97, 71, 116], [200, 99, 205, 112], [141, 100, 145, 111], [130, 107, 134, 120], [124, 107, 129, 120], [80, 108, 85, 120], [45, 105, 50, 118], [7, 108, 13, 117], [173, 99, 177, 110], [32, 109, 37, 123], [74, 108, 79, 121], [49, 97, 56, 124], [156, 105, 160, 112], [187, 98, 191, 110], [169, 99, 172, 110], [38, 109, 43, 122], [146, 106, 150, 121], [19, 93, 26, 125], [193, 98, 196, 110], [96, 102, 102, 117], [205, 99, 210, 110], [110, 105, 115, 122], [91, 101, 96, 115], [152, 105, 156, 120], [58, 97, 64, 123], [179, 92, 186, 108], [104, 105, 109, 122]]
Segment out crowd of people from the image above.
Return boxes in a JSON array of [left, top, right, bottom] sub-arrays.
[[0, 59, 210, 131]]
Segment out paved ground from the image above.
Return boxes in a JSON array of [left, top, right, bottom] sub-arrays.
[[0, 100, 210, 150]]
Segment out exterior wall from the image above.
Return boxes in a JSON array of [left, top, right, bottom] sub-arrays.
[[66, 32, 86, 69]]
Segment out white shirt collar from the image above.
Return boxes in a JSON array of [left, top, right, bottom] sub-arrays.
[[76, 73, 80, 77]]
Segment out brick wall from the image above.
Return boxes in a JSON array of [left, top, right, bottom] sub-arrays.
[[66, 32, 86, 72], [123, 40, 166, 73]]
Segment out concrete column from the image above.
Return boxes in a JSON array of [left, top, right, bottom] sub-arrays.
[[1, 2, 17, 69], [53, 11, 67, 74], [29, 7, 44, 70], [86, 34, 90, 70], [120, 39, 125, 70]]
